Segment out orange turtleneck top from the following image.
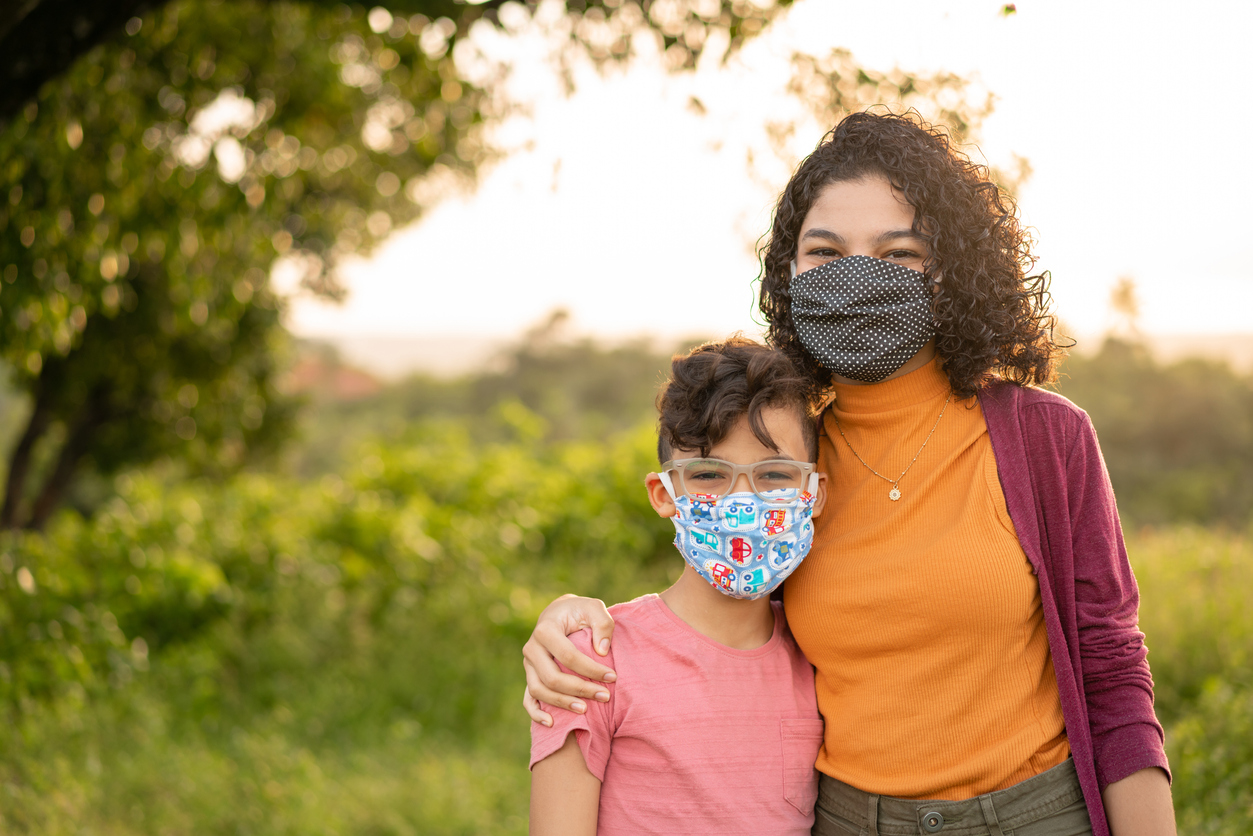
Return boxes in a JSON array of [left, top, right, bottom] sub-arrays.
[[783, 357, 1069, 799]]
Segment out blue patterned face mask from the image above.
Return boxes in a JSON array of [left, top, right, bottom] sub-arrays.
[[659, 474, 819, 600]]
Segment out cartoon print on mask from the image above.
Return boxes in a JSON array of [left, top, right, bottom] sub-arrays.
[[722, 497, 758, 529], [763, 507, 790, 536], [727, 536, 756, 567], [686, 495, 718, 524], [767, 535, 799, 571], [705, 560, 737, 592], [738, 566, 770, 597], [688, 528, 721, 556]]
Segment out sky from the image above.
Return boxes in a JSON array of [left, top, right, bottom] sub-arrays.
[[286, 0, 1253, 373]]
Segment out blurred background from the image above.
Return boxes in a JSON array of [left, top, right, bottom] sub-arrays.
[[1, 0, 1251, 833]]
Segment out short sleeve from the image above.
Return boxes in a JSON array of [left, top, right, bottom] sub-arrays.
[[528, 629, 616, 781]]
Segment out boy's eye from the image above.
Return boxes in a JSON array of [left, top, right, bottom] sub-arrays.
[[683, 461, 731, 478], [752, 462, 805, 489]]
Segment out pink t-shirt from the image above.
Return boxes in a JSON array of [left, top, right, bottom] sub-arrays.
[[530, 595, 823, 835]]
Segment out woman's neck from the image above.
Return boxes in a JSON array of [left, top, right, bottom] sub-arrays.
[[659, 566, 775, 649]]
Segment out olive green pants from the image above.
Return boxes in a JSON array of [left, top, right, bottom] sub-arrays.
[[812, 758, 1093, 836]]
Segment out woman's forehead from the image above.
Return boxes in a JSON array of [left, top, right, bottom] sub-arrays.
[[804, 176, 915, 227]]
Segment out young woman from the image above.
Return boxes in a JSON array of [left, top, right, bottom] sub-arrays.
[[522, 111, 1175, 836]]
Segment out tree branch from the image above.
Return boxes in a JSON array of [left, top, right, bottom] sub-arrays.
[[24, 385, 112, 531], [0, 386, 53, 530], [0, 0, 156, 125]]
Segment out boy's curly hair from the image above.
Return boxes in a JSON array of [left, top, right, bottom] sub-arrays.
[[758, 110, 1063, 401], [656, 336, 817, 465]]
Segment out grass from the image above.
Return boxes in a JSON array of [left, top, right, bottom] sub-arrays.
[[1131, 526, 1253, 833], [2, 693, 531, 835]]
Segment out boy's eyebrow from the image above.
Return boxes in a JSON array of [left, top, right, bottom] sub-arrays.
[[702, 454, 804, 464]]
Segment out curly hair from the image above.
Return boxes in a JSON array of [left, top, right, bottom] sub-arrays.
[[656, 336, 818, 465], [758, 110, 1063, 401]]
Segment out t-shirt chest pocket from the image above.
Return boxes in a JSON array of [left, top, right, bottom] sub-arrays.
[[780, 718, 824, 816]]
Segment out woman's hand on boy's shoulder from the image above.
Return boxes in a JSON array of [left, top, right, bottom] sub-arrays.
[[523, 594, 618, 727]]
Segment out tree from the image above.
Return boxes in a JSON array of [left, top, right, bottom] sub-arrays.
[[0, 0, 793, 125], [0, 0, 793, 529], [1108, 275, 1142, 339], [288, 308, 688, 475], [782, 49, 1032, 195], [1055, 338, 1253, 527], [3, 2, 428, 528]]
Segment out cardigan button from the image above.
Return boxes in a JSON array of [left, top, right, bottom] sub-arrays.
[[922, 810, 944, 832]]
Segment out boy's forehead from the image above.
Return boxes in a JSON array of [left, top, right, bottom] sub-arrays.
[[676, 407, 815, 463]]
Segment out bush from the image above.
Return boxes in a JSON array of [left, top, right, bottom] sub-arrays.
[[0, 409, 676, 833], [1130, 526, 1253, 833], [0, 414, 1250, 832], [1055, 339, 1253, 527]]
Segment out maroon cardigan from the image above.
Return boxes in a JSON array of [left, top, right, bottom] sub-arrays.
[[978, 381, 1171, 836]]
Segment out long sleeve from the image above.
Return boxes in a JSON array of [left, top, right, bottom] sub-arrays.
[[1042, 406, 1168, 788], [981, 381, 1172, 836]]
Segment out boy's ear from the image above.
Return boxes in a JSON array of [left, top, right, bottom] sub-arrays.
[[645, 472, 677, 518], [811, 471, 830, 518]]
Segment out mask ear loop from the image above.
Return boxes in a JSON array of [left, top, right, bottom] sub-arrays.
[[929, 271, 943, 328], [659, 470, 679, 501], [806, 471, 821, 497], [789, 260, 798, 280]]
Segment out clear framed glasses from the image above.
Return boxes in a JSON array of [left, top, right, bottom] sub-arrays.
[[662, 458, 815, 504]]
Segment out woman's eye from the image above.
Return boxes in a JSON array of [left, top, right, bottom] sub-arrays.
[[807, 247, 840, 259], [886, 249, 921, 260]]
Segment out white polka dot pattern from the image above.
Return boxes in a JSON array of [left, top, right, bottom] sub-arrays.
[[790, 255, 935, 383]]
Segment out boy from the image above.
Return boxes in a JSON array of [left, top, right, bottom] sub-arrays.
[[529, 337, 828, 835]]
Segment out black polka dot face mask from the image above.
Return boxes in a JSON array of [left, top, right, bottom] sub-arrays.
[[789, 255, 935, 383]]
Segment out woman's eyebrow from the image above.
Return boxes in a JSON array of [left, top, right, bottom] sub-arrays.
[[875, 229, 928, 245], [800, 228, 927, 246], [800, 227, 846, 245]]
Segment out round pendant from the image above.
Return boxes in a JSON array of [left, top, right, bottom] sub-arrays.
[[888, 486, 901, 501]]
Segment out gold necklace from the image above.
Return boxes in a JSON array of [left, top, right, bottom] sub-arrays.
[[831, 393, 952, 501]]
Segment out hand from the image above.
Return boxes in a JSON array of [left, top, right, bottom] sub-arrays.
[[522, 594, 617, 727]]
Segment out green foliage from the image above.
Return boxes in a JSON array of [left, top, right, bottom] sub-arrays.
[[291, 330, 1253, 530], [2, 701, 532, 835], [0, 404, 1250, 830], [1054, 338, 1253, 527], [0, 0, 482, 528], [0, 0, 801, 529], [1169, 682, 1253, 835], [0, 408, 677, 833], [289, 316, 691, 476], [1131, 527, 1253, 834], [789, 51, 991, 142], [780, 49, 1039, 196], [0, 0, 796, 128]]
